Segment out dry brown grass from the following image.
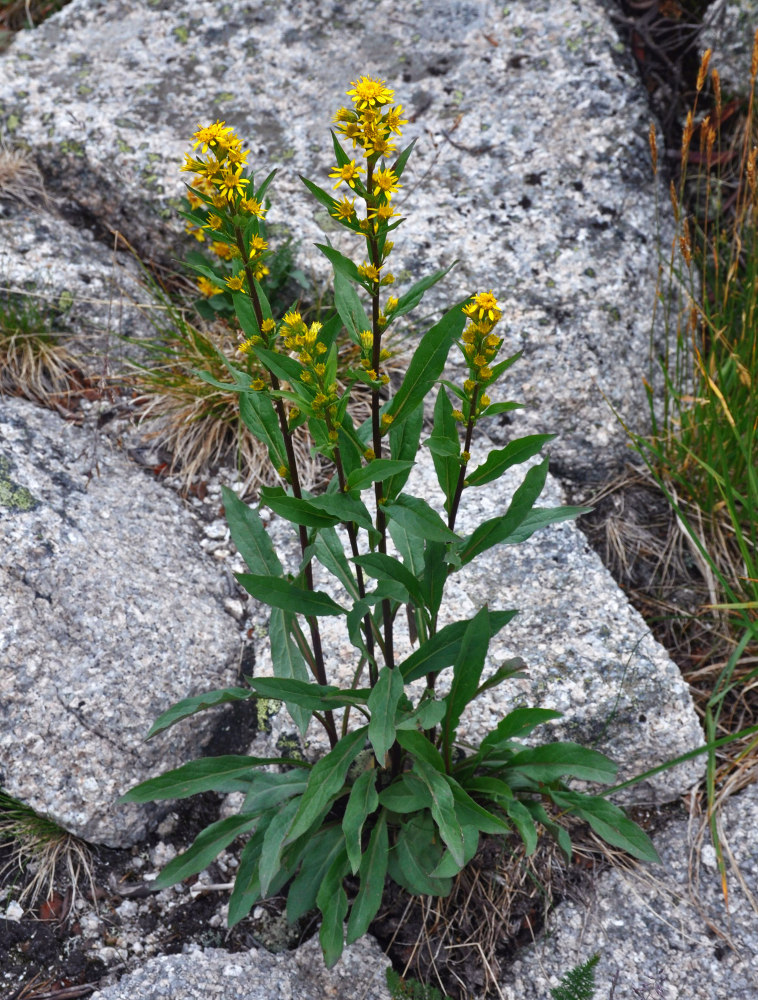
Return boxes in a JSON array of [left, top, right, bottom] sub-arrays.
[[0, 296, 81, 405], [0, 139, 46, 206]]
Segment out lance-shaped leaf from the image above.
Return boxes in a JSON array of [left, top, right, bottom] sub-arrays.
[[242, 769, 308, 816], [121, 755, 304, 803], [391, 137, 417, 180], [457, 457, 549, 566], [442, 606, 491, 744], [317, 848, 351, 968], [393, 261, 457, 319], [383, 301, 466, 431], [269, 608, 311, 735], [232, 290, 260, 338], [259, 796, 302, 896], [342, 770, 379, 874], [384, 493, 458, 544], [153, 813, 259, 890], [146, 686, 253, 740], [399, 609, 518, 682], [313, 528, 361, 601], [237, 574, 346, 617], [397, 729, 446, 773], [479, 707, 563, 756], [317, 243, 367, 286], [286, 824, 345, 923], [353, 552, 427, 611], [465, 434, 555, 488], [285, 727, 369, 845], [429, 387, 460, 512], [505, 743, 618, 784], [389, 813, 451, 897], [222, 486, 283, 577], [346, 811, 389, 944], [346, 459, 414, 493], [239, 391, 286, 470], [367, 666, 405, 764], [413, 758, 465, 867], [499, 505, 593, 545], [333, 269, 372, 345], [384, 405, 423, 501], [246, 676, 369, 711], [300, 175, 339, 215], [549, 790, 660, 863]]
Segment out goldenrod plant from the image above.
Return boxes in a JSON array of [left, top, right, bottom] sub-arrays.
[[124, 77, 658, 966]]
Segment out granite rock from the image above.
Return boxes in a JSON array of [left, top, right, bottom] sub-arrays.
[[0, 395, 242, 847], [0, 0, 663, 478], [701, 0, 758, 94]]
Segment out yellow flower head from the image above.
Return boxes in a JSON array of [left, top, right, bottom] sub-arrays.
[[204, 213, 224, 231], [248, 234, 268, 257], [261, 318, 276, 334], [225, 274, 245, 292], [358, 262, 381, 283], [360, 330, 373, 353], [192, 120, 236, 153], [331, 196, 357, 222], [470, 291, 501, 323], [384, 105, 408, 136], [185, 223, 206, 243], [347, 76, 395, 110], [373, 167, 401, 198], [211, 240, 234, 261], [250, 378, 266, 391], [196, 276, 221, 297], [241, 196, 266, 218], [368, 201, 398, 223], [217, 163, 250, 200], [329, 159, 364, 190], [385, 295, 399, 314]]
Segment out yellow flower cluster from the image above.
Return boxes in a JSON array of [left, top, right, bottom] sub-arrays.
[[356, 329, 391, 385], [182, 120, 252, 204], [280, 312, 341, 433], [457, 292, 502, 418]]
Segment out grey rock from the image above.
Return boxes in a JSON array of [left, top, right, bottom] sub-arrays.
[[247, 434, 704, 804], [701, 0, 758, 95], [497, 781, 758, 999], [0, 396, 242, 847], [0, 199, 158, 369], [0, 0, 661, 478], [90, 934, 391, 1000]]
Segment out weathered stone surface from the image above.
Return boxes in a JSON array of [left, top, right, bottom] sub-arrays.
[[90, 934, 391, 1000], [245, 434, 704, 804], [498, 781, 758, 999], [701, 0, 758, 93], [0, 395, 242, 847], [0, 199, 157, 367], [0, 0, 661, 477]]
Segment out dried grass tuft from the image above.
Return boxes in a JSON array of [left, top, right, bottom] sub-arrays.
[[0, 140, 46, 207], [0, 296, 80, 405]]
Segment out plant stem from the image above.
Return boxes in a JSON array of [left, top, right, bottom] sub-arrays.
[[237, 228, 337, 748], [448, 387, 479, 531]]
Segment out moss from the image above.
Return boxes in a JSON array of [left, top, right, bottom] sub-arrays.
[[0, 456, 39, 512]]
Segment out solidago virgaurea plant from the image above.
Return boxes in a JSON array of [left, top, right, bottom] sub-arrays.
[[123, 76, 659, 966]]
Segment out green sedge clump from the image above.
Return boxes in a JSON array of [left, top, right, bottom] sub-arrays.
[[124, 75, 659, 971]]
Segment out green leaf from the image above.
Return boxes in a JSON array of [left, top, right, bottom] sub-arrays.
[[333, 269, 372, 344], [501, 505, 593, 544], [384, 493, 458, 544], [239, 391, 286, 469], [317, 243, 367, 286], [253, 346, 305, 388], [395, 697, 447, 732], [480, 708, 563, 756], [286, 727, 369, 844], [317, 847, 351, 968], [259, 795, 302, 896], [145, 687, 252, 740], [153, 813, 258, 890], [346, 811, 388, 944], [429, 387, 460, 512], [300, 175, 339, 216], [367, 666, 405, 763], [475, 658, 529, 696], [231, 290, 260, 338], [222, 486, 283, 576], [378, 773, 433, 813], [523, 800, 573, 863], [387, 518, 426, 581], [397, 729, 446, 773], [228, 819, 267, 927], [342, 770, 379, 875], [286, 824, 345, 923], [237, 574, 346, 617], [346, 459, 414, 493], [393, 262, 457, 319], [121, 756, 291, 803], [549, 790, 660, 863], [505, 743, 618, 784], [353, 552, 426, 610], [313, 527, 361, 601], [391, 138, 417, 180], [390, 813, 451, 896], [413, 758, 465, 867], [384, 406, 423, 501], [458, 457, 549, 565], [400, 609, 518, 682], [246, 676, 368, 711], [242, 770, 308, 815], [443, 606, 491, 743], [466, 434, 555, 488], [259, 488, 341, 529], [383, 301, 466, 431], [430, 824, 479, 877], [448, 781, 513, 835], [421, 541, 447, 620], [505, 798, 539, 855], [269, 608, 311, 735], [305, 492, 374, 531]]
